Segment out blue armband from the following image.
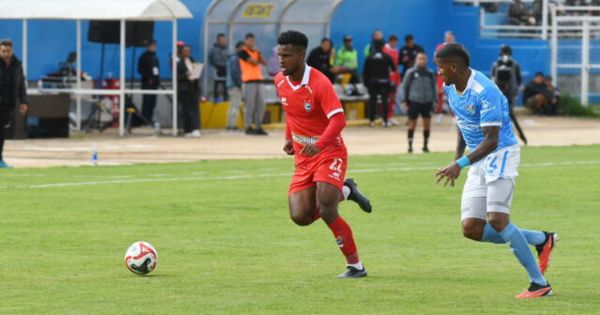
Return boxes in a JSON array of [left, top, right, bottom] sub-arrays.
[[455, 156, 471, 169]]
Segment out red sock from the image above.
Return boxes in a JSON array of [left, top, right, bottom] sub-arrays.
[[327, 216, 359, 264]]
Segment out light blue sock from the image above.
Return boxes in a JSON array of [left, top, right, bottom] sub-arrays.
[[498, 223, 547, 285], [481, 224, 546, 246], [519, 229, 546, 246], [481, 223, 505, 244]]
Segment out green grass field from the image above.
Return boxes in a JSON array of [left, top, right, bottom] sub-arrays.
[[1, 145, 599, 314]]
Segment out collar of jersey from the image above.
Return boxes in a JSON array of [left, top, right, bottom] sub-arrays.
[[452, 68, 476, 97], [286, 64, 312, 91]]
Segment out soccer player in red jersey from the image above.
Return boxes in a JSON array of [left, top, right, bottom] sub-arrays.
[[275, 30, 372, 278]]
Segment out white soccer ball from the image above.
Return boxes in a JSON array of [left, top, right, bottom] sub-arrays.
[[124, 241, 158, 275]]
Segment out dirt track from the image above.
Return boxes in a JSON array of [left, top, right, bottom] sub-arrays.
[[3, 116, 600, 168]]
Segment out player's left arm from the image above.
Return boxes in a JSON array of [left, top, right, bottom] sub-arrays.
[[437, 87, 501, 186]]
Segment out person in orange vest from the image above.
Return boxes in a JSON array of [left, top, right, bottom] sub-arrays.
[[238, 33, 268, 136]]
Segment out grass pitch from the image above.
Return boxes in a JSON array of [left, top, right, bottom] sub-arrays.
[[1, 145, 599, 314]]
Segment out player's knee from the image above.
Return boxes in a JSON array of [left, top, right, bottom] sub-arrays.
[[461, 223, 483, 241], [487, 216, 508, 232], [290, 213, 313, 226]]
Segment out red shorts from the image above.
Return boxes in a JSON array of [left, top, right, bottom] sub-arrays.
[[288, 151, 348, 196]]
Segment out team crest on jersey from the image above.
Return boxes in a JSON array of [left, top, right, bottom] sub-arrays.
[[304, 102, 312, 112], [281, 97, 288, 106], [465, 104, 476, 115]]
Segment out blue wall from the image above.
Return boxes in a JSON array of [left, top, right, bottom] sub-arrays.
[[0, 0, 552, 84]]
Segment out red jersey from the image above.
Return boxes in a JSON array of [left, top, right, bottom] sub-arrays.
[[275, 66, 346, 159]]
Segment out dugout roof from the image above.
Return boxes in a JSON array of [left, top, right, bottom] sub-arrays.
[[0, 0, 193, 20], [203, 0, 343, 92]]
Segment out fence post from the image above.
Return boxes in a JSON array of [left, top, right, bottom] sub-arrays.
[[581, 21, 590, 106]]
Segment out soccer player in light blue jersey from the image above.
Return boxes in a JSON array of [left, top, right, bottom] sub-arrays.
[[434, 43, 557, 299]]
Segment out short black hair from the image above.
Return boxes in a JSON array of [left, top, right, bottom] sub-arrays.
[[245, 33, 255, 39], [277, 30, 308, 51], [388, 35, 398, 42], [405, 34, 414, 41], [0, 39, 13, 47], [535, 71, 544, 77], [373, 39, 385, 51], [321, 37, 332, 44], [435, 43, 470, 67], [217, 33, 225, 39], [235, 41, 245, 49], [148, 39, 157, 46]]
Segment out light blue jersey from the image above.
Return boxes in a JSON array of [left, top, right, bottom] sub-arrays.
[[444, 69, 518, 152]]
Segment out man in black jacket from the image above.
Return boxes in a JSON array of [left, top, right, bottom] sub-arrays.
[[398, 34, 425, 77], [363, 39, 396, 127], [137, 40, 160, 124], [491, 45, 527, 144], [306, 38, 335, 83], [0, 39, 27, 168]]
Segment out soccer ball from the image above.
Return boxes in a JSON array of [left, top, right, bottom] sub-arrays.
[[124, 241, 158, 275]]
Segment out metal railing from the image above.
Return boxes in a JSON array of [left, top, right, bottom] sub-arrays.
[[458, 0, 600, 39]]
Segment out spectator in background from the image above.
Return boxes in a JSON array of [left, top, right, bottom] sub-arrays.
[[363, 39, 396, 127], [401, 52, 436, 153], [335, 35, 361, 95], [137, 40, 160, 125], [267, 44, 281, 77], [491, 45, 527, 144], [524, 72, 554, 115], [307, 37, 335, 83], [398, 34, 424, 77], [238, 33, 268, 136], [0, 39, 27, 168], [227, 41, 245, 131], [208, 33, 229, 103], [364, 29, 384, 58], [177, 45, 201, 137], [383, 34, 401, 126], [509, 0, 536, 26], [544, 75, 559, 115], [434, 31, 455, 123]]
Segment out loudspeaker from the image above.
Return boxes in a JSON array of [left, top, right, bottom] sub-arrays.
[[88, 21, 154, 47]]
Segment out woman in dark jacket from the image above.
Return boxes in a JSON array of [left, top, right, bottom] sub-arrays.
[[177, 45, 201, 137]]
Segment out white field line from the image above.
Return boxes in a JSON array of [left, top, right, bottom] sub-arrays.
[[1, 160, 598, 190]]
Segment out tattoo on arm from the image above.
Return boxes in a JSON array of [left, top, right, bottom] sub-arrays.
[[455, 129, 467, 160], [467, 126, 499, 164]]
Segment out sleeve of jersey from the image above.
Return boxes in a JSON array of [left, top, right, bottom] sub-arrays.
[[315, 113, 346, 149], [479, 87, 503, 127], [320, 80, 344, 119]]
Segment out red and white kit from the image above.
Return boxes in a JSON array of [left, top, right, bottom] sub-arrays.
[[274, 65, 348, 195]]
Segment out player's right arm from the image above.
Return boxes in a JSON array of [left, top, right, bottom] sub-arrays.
[[283, 122, 294, 155], [454, 129, 467, 160]]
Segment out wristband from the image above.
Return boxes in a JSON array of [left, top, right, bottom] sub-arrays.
[[455, 156, 471, 169]]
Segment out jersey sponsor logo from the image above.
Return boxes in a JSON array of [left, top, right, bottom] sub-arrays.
[[457, 120, 480, 131], [292, 133, 318, 145], [304, 102, 312, 112]]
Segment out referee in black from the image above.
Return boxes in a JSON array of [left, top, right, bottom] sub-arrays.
[[0, 39, 28, 168], [401, 52, 436, 153]]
